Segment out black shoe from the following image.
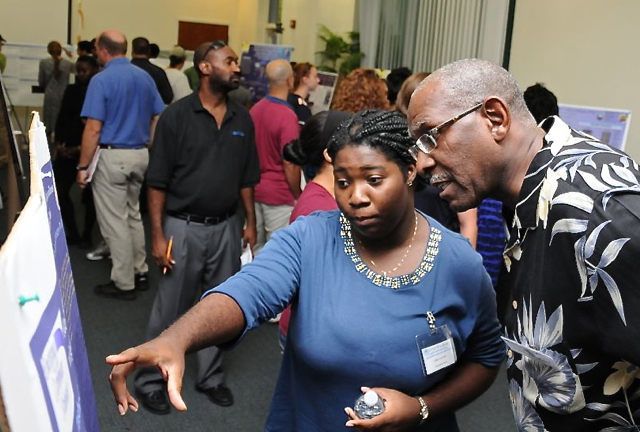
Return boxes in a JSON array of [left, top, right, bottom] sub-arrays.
[[135, 273, 149, 291], [197, 384, 234, 407], [135, 389, 170, 415], [94, 281, 137, 301]]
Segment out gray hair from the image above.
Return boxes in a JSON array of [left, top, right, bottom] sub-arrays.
[[417, 58, 535, 124]]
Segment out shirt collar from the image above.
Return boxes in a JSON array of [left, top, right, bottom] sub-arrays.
[[508, 116, 570, 233], [265, 94, 293, 108], [104, 56, 129, 69], [189, 92, 237, 123]]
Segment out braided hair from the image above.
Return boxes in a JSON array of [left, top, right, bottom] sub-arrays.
[[327, 109, 415, 178]]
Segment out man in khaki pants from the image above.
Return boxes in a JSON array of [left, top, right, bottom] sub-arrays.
[[77, 30, 164, 300]]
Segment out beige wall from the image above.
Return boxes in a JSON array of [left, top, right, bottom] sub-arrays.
[[0, 0, 68, 44], [1, 0, 354, 66], [510, 0, 640, 159], [280, 0, 356, 64], [72, 0, 267, 57]]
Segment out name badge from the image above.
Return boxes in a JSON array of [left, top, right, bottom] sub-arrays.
[[416, 324, 457, 376]]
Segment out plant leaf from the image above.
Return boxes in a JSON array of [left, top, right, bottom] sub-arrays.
[[610, 164, 640, 185], [597, 268, 627, 325], [601, 165, 629, 188], [597, 238, 630, 268], [550, 219, 588, 244], [551, 192, 594, 213], [585, 221, 611, 259], [574, 236, 588, 298], [578, 170, 610, 192]]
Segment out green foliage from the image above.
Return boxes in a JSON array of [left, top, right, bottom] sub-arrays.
[[316, 25, 364, 76]]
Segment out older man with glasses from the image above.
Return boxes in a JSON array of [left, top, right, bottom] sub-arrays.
[[408, 58, 640, 431]]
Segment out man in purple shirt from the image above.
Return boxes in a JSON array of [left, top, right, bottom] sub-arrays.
[[250, 59, 301, 253]]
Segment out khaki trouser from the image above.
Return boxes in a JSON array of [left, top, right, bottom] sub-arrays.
[[254, 202, 293, 254], [92, 148, 149, 290]]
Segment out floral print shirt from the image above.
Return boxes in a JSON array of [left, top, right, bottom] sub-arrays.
[[500, 116, 640, 431]]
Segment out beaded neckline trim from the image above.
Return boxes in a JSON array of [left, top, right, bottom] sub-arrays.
[[340, 213, 442, 289]]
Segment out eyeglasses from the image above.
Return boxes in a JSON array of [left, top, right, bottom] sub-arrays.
[[411, 102, 483, 156]]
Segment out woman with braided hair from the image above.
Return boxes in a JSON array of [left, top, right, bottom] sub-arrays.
[[106, 110, 504, 431]]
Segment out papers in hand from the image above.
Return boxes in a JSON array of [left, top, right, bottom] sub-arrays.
[[85, 148, 102, 183]]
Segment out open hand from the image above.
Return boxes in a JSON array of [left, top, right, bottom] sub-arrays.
[[344, 387, 422, 431], [106, 338, 187, 416]]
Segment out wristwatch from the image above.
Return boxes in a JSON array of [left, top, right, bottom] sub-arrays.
[[417, 396, 429, 424], [76, 164, 88, 171]]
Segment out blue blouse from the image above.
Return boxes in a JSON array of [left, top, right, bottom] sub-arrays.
[[206, 210, 504, 431]]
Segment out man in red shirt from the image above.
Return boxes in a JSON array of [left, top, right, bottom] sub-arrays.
[[250, 59, 301, 253]]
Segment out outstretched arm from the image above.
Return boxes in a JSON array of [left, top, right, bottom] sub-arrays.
[[106, 293, 245, 415]]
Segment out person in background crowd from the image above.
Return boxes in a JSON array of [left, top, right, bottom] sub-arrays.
[[278, 109, 350, 348], [53, 55, 99, 247], [397, 72, 478, 248], [408, 58, 640, 430], [106, 109, 504, 431], [475, 198, 505, 287], [386, 66, 412, 110], [396, 72, 430, 117], [228, 82, 252, 109], [77, 40, 93, 57], [38, 41, 74, 143], [287, 62, 320, 124], [184, 64, 200, 91], [90, 38, 97, 57], [131, 37, 173, 104], [133, 40, 259, 414], [331, 68, 391, 113], [0, 34, 8, 73], [523, 82, 559, 124], [76, 29, 164, 301], [250, 59, 301, 254], [149, 43, 160, 59], [164, 45, 191, 103]]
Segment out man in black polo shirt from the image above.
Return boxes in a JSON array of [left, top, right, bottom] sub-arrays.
[[133, 40, 259, 414], [131, 37, 173, 104]]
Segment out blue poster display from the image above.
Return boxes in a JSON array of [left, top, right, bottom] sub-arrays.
[[559, 103, 632, 151], [240, 44, 294, 103]]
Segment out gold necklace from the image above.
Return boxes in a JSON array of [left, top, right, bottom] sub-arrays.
[[358, 212, 419, 277]]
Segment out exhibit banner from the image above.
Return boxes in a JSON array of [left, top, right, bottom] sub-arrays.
[[0, 113, 99, 431], [239, 43, 294, 103], [558, 103, 632, 151]]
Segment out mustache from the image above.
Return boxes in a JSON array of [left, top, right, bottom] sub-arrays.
[[429, 173, 448, 184]]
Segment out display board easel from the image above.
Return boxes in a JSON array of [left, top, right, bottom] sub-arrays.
[[0, 71, 28, 227]]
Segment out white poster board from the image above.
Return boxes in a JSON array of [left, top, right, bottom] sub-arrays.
[[308, 71, 338, 115], [0, 113, 99, 431], [558, 103, 632, 151]]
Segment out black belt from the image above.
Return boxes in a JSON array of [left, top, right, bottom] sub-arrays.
[[167, 210, 235, 225], [99, 144, 146, 150]]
